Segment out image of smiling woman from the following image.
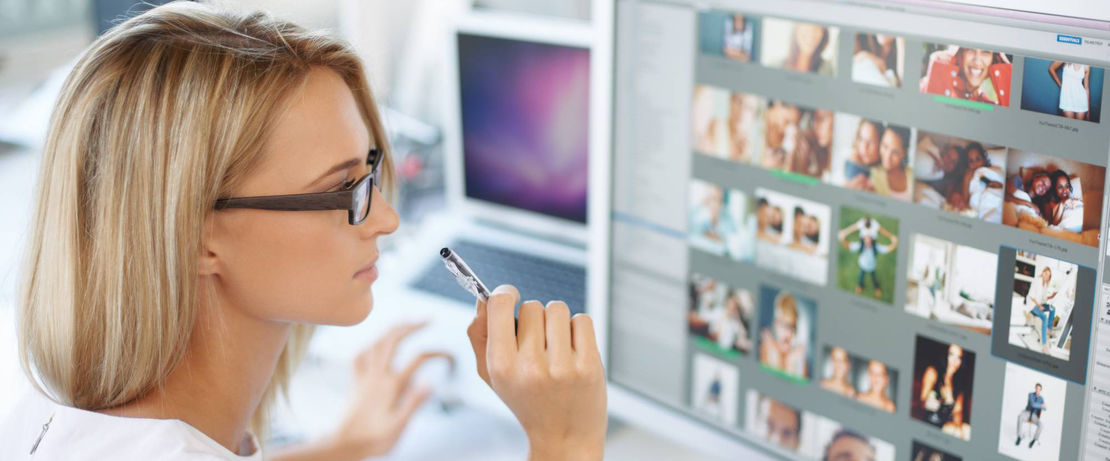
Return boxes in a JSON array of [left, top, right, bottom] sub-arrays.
[[843, 118, 881, 191], [784, 23, 833, 75], [921, 45, 1013, 106], [870, 124, 913, 201]]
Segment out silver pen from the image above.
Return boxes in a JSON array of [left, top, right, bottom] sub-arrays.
[[440, 247, 491, 301]]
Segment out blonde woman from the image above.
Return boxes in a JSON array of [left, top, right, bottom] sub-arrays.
[[0, 3, 605, 460]]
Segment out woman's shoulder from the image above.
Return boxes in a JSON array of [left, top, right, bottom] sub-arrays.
[[0, 392, 260, 461]]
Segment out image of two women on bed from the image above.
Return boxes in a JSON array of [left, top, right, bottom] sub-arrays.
[[913, 133, 1006, 223], [1001, 150, 1105, 247], [1005, 167, 1083, 234]]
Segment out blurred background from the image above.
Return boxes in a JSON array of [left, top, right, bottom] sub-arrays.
[[0, 0, 713, 459]]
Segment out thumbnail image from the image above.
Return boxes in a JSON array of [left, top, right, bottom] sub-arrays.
[[828, 113, 915, 201], [852, 33, 905, 88], [905, 234, 998, 335], [819, 346, 898, 413], [836, 207, 899, 304], [759, 100, 834, 179], [913, 132, 1007, 223], [1002, 149, 1106, 247], [911, 336, 975, 441], [691, 85, 729, 157], [691, 85, 765, 163], [1009, 251, 1079, 360], [746, 391, 816, 454], [757, 285, 816, 382], [746, 390, 895, 459], [754, 188, 831, 286], [690, 351, 741, 426], [809, 418, 896, 461], [760, 17, 839, 77], [1021, 57, 1103, 123], [919, 43, 1013, 106], [688, 273, 755, 356], [687, 179, 755, 261], [911, 441, 962, 461], [697, 10, 760, 63], [997, 363, 1067, 461]]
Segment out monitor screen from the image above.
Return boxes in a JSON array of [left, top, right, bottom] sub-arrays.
[[457, 32, 590, 224], [608, 1, 1110, 459]]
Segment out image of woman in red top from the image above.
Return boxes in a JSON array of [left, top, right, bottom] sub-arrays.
[[920, 45, 1013, 106]]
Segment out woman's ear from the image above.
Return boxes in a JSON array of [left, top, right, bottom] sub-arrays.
[[198, 214, 221, 276]]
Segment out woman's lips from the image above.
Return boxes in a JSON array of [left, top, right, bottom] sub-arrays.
[[354, 260, 378, 281]]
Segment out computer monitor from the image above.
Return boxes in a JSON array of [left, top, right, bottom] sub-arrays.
[[443, 12, 593, 243], [604, 1, 1110, 459]]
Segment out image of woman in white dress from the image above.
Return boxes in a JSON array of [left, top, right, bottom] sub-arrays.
[[1049, 61, 1091, 120]]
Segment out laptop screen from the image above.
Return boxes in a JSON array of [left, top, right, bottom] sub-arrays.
[[456, 32, 590, 224], [608, 0, 1110, 459]]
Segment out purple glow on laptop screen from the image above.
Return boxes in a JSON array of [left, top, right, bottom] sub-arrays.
[[458, 33, 589, 224]]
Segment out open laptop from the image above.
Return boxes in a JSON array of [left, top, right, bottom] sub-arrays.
[[405, 11, 595, 314]]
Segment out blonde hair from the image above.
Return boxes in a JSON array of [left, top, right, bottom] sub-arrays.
[[774, 292, 798, 325], [18, 2, 393, 437]]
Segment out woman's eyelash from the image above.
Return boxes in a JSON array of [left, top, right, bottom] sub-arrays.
[[329, 179, 355, 191]]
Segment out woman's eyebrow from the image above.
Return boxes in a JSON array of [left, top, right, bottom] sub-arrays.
[[307, 157, 362, 188]]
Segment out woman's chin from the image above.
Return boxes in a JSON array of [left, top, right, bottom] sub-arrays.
[[324, 296, 374, 326]]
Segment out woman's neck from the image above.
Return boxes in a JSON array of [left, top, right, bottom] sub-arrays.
[[100, 278, 291, 454], [886, 167, 907, 190]]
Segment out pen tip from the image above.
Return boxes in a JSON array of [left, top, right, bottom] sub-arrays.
[[440, 247, 450, 258]]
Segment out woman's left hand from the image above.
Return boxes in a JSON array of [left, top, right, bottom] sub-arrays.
[[331, 321, 452, 458]]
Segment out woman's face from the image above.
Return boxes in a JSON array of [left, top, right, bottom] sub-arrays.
[[946, 345, 964, 373], [967, 148, 986, 171], [732, 14, 745, 30], [831, 347, 850, 377], [692, 87, 714, 135], [960, 48, 994, 90], [867, 361, 888, 390], [794, 24, 826, 55], [814, 110, 834, 147], [762, 206, 784, 230], [855, 122, 880, 165], [801, 215, 820, 237], [725, 296, 740, 316], [1042, 268, 1052, 283], [774, 314, 797, 345], [705, 187, 723, 217], [767, 103, 801, 146], [1031, 175, 1052, 197], [205, 68, 399, 326], [765, 400, 801, 450], [879, 129, 906, 170], [1054, 175, 1072, 200], [941, 146, 960, 173]]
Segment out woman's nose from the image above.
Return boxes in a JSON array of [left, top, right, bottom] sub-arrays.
[[360, 187, 399, 238]]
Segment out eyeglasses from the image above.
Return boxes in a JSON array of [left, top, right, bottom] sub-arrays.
[[213, 148, 382, 225]]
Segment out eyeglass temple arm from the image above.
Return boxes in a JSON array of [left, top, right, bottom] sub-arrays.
[[213, 190, 353, 211]]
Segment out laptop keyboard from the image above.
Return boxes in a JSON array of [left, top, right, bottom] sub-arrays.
[[409, 239, 586, 315]]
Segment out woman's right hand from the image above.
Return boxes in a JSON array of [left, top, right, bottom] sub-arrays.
[[467, 285, 607, 461]]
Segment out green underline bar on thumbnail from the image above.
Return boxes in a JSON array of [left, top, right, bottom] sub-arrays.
[[770, 170, 821, 186], [933, 95, 996, 111]]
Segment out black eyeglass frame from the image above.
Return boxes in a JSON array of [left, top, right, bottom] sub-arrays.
[[213, 148, 382, 225]]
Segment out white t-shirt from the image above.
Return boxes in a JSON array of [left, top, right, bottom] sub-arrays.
[[1027, 278, 1059, 307], [0, 392, 262, 460]]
